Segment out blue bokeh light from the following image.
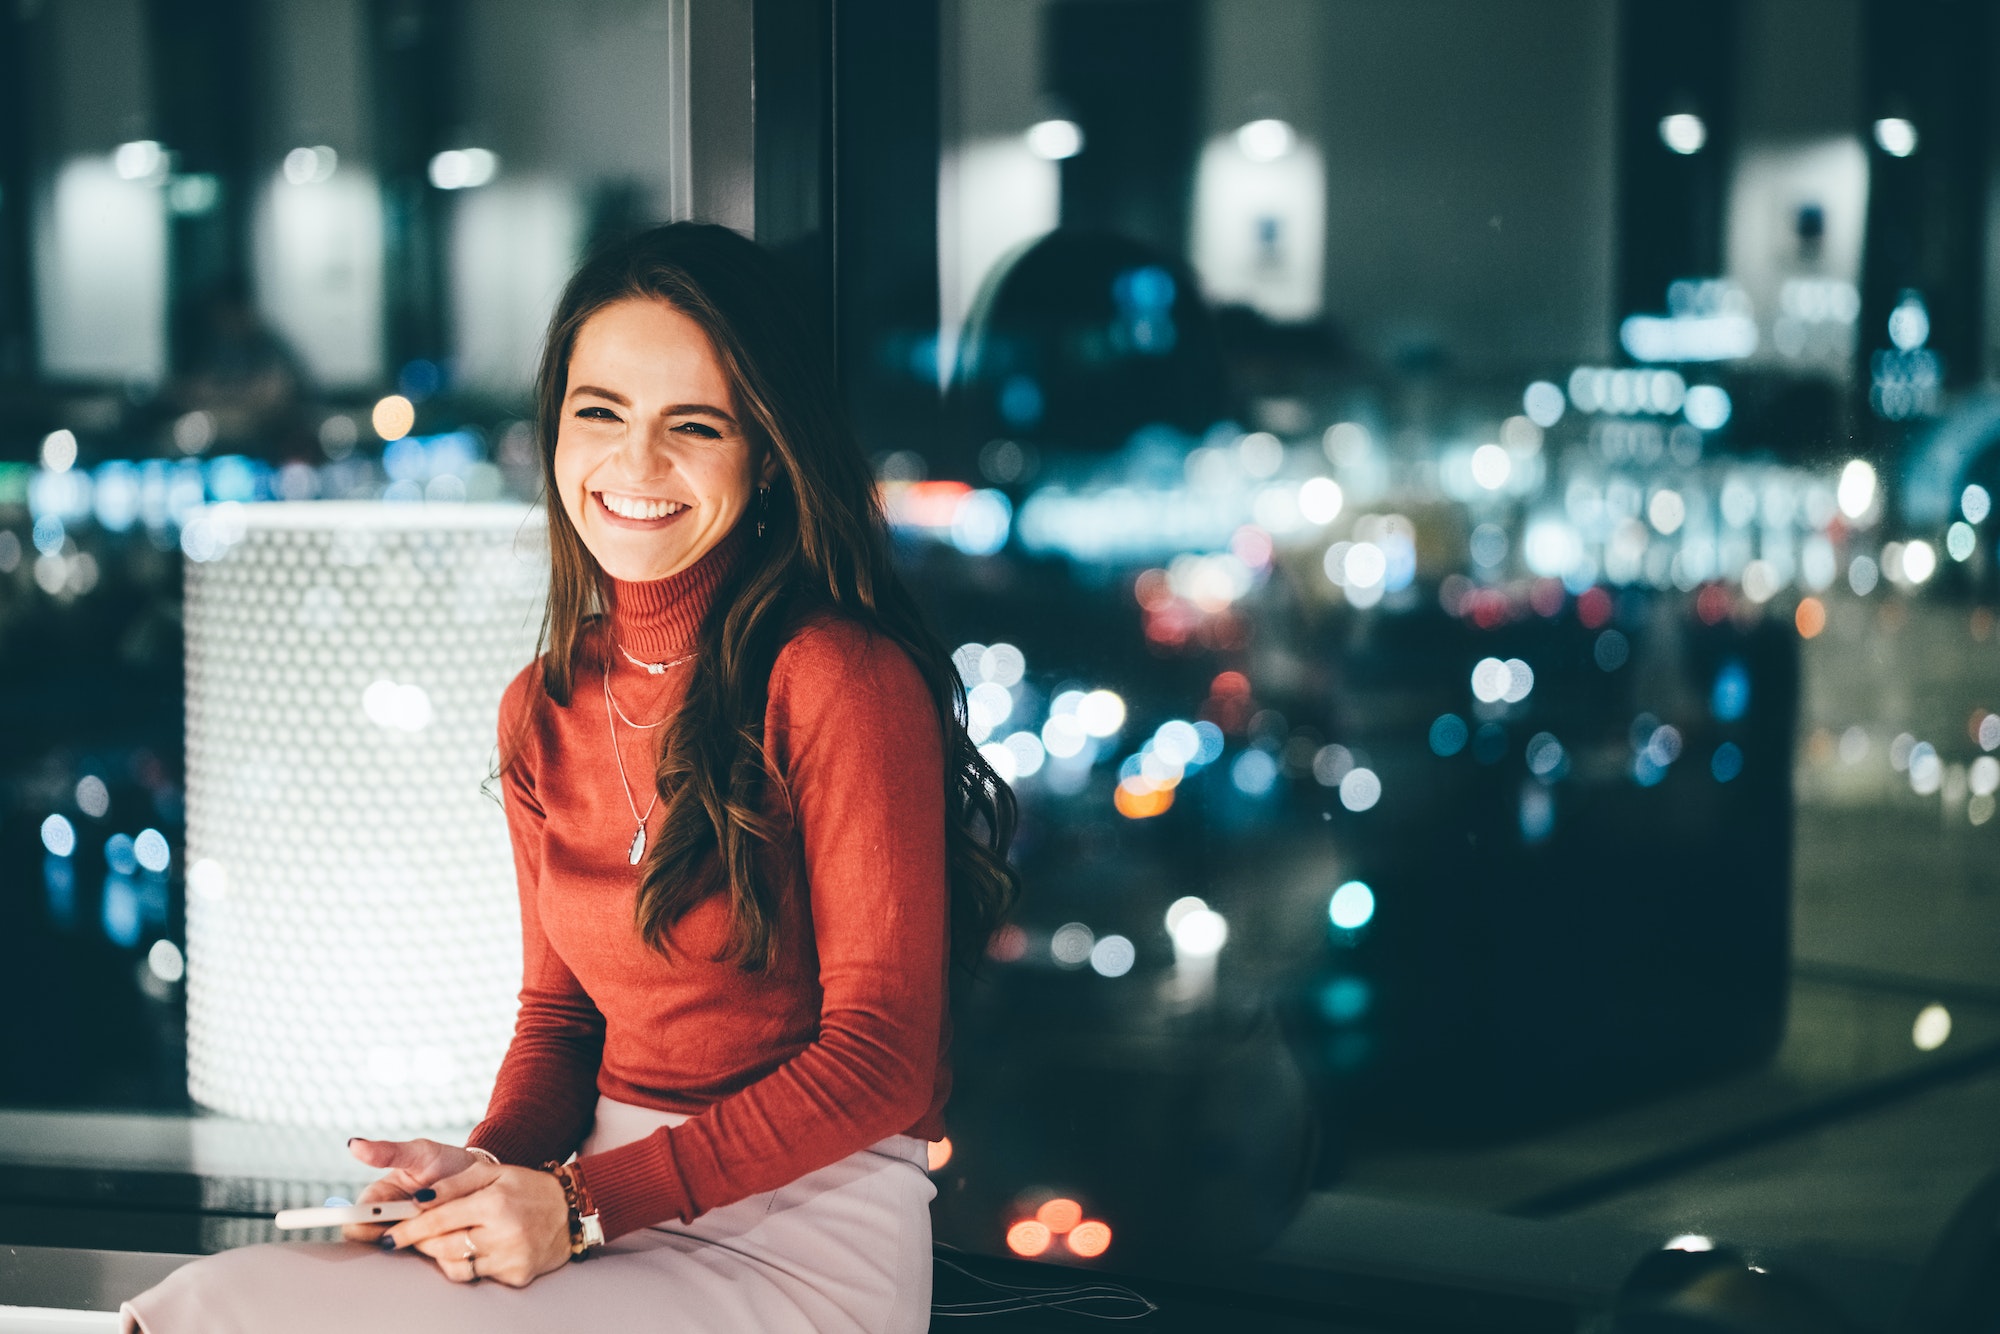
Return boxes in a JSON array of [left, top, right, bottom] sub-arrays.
[[1712, 742, 1745, 782], [1429, 713, 1469, 757], [1711, 660, 1751, 721]]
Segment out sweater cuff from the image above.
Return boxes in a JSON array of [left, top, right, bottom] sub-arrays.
[[574, 1128, 690, 1241], [465, 1118, 551, 1169]]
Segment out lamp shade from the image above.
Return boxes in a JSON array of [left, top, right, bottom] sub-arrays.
[[183, 502, 547, 1129]]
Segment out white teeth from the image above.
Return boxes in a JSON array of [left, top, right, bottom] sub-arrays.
[[600, 494, 684, 520]]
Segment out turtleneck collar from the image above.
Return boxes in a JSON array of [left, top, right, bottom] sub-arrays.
[[606, 524, 747, 664]]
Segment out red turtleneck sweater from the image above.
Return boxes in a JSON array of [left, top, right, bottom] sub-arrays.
[[464, 532, 951, 1240]]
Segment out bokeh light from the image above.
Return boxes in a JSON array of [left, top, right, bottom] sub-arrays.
[[134, 828, 171, 873], [428, 146, 499, 189], [372, 395, 416, 442], [1299, 476, 1344, 524], [147, 939, 186, 985], [41, 429, 79, 473], [1658, 113, 1707, 154], [75, 775, 110, 818], [1050, 922, 1095, 967], [1338, 767, 1381, 812], [1837, 460, 1876, 519], [1523, 381, 1566, 427], [1026, 119, 1084, 160], [1114, 780, 1173, 819], [1711, 743, 1744, 783], [41, 814, 77, 858], [1873, 117, 1918, 157], [1795, 597, 1826, 638], [1235, 118, 1296, 162], [928, 1138, 953, 1171], [1328, 881, 1375, 930], [1088, 934, 1136, 978], [1429, 713, 1469, 757], [1036, 1198, 1083, 1234], [1170, 906, 1228, 959], [1077, 690, 1126, 738], [1912, 1003, 1951, 1052], [1006, 1219, 1052, 1257], [1066, 1221, 1113, 1258]]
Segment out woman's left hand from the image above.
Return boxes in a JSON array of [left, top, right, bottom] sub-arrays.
[[380, 1159, 574, 1288]]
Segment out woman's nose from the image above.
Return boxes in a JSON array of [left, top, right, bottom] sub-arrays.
[[615, 419, 678, 478]]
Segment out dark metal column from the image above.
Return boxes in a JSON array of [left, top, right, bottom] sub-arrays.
[[1856, 0, 1990, 394], [369, 0, 459, 379], [1613, 0, 1741, 329], [0, 0, 39, 392]]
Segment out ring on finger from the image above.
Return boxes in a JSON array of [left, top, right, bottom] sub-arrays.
[[462, 1235, 480, 1282]]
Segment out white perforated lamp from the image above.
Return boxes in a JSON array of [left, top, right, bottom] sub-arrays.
[[182, 501, 546, 1129]]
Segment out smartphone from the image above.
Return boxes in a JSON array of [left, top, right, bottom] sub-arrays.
[[274, 1200, 422, 1229]]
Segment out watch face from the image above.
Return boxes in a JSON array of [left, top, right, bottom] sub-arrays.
[[581, 1214, 606, 1247]]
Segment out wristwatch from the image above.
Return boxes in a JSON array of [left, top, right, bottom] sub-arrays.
[[544, 1160, 604, 1259]]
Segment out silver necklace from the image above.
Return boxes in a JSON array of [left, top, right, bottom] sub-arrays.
[[602, 655, 692, 865], [620, 640, 699, 676]]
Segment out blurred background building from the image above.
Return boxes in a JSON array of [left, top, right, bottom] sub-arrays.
[[3, 0, 2000, 1326]]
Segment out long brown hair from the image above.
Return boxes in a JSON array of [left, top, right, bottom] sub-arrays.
[[514, 221, 1018, 972]]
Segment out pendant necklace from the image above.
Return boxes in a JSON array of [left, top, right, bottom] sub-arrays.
[[602, 646, 695, 865]]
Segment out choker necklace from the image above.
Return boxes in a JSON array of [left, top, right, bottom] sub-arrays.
[[620, 640, 699, 676], [602, 652, 694, 865]]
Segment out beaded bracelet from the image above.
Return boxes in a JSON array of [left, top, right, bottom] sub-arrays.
[[543, 1161, 604, 1260]]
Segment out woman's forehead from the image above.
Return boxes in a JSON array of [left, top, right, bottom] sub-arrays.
[[568, 297, 735, 405]]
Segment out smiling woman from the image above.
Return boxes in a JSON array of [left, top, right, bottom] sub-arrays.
[[554, 299, 772, 582], [117, 223, 1020, 1334]]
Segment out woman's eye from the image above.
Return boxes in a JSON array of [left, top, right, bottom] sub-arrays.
[[674, 422, 722, 439], [575, 407, 619, 421]]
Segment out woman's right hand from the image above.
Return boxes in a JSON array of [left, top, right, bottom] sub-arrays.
[[339, 1138, 481, 1243]]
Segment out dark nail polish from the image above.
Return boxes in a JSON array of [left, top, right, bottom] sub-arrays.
[[378, 1236, 396, 1250], [414, 1188, 436, 1203]]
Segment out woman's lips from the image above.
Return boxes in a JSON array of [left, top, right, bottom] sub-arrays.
[[593, 491, 691, 530]]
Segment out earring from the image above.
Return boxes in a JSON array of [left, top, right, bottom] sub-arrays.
[[754, 484, 771, 538]]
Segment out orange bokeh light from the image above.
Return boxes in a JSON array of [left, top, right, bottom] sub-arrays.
[[1113, 780, 1173, 819], [371, 394, 415, 442], [1005, 1219, 1052, 1257], [1035, 1198, 1082, 1234], [1066, 1220, 1112, 1257], [1795, 597, 1826, 639], [927, 1137, 953, 1172]]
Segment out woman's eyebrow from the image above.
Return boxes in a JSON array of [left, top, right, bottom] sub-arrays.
[[663, 403, 739, 425], [567, 385, 736, 426]]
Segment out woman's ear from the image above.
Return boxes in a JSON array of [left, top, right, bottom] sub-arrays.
[[757, 447, 780, 487]]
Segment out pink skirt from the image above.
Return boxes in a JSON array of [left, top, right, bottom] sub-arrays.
[[119, 1098, 936, 1334]]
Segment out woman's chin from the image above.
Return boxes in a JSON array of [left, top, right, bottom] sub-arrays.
[[587, 529, 723, 583]]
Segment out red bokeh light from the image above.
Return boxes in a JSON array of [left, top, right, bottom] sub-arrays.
[[1576, 586, 1613, 629], [1695, 583, 1733, 625], [984, 923, 1028, 963]]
